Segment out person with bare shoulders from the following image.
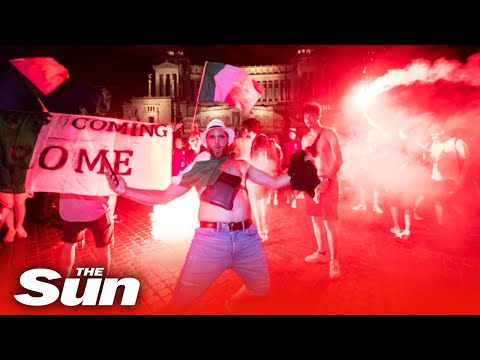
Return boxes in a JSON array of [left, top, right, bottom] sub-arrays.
[[232, 117, 262, 162], [301, 102, 343, 280], [232, 118, 273, 241], [105, 119, 292, 312], [427, 123, 471, 228]]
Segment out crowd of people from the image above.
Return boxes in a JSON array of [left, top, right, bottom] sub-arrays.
[[2, 100, 479, 314], [103, 102, 345, 311]]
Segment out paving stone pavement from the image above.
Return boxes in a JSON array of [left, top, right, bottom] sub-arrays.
[[2, 190, 480, 315]]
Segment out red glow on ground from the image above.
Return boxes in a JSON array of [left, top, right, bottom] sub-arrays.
[[150, 188, 200, 243]]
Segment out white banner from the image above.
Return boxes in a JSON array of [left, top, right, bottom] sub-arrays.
[[25, 112, 173, 196]]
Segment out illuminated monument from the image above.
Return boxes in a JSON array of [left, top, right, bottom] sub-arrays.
[[122, 48, 332, 134]]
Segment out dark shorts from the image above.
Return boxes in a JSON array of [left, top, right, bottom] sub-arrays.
[[63, 211, 114, 248], [430, 179, 456, 202], [304, 177, 339, 220]]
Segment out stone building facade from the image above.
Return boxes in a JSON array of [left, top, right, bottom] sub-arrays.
[[122, 48, 332, 135]]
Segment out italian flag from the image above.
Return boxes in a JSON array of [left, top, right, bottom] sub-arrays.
[[198, 62, 265, 113]]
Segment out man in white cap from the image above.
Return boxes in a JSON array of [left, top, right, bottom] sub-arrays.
[[105, 118, 292, 312]]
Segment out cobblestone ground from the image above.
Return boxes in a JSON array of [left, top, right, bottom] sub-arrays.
[[2, 189, 480, 315]]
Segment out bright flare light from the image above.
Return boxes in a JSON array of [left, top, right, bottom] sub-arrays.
[[356, 91, 370, 108], [355, 83, 373, 108], [150, 188, 200, 243]]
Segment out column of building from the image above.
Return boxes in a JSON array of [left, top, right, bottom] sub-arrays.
[[155, 73, 181, 98]]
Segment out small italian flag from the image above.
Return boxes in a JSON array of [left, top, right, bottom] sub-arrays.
[[198, 62, 265, 113]]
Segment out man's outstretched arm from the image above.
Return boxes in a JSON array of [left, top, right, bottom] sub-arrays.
[[247, 165, 291, 189], [105, 170, 190, 205]]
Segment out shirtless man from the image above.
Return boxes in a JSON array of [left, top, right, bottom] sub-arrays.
[[105, 118, 291, 311], [232, 119, 257, 160], [301, 102, 343, 280], [427, 124, 470, 227]]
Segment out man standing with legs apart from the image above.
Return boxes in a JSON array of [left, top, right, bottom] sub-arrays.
[[302, 103, 343, 280], [58, 194, 115, 278], [105, 119, 293, 312]]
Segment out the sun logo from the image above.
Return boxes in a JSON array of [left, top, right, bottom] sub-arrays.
[[14, 268, 140, 306]]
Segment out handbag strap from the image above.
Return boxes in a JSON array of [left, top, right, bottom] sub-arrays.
[[306, 127, 324, 157]]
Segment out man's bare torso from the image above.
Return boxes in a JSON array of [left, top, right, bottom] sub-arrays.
[[197, 159, 252, 222], [302, 128, 336, 177]]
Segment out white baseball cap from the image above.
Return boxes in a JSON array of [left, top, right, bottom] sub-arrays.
[[200, 118, 235, 147]]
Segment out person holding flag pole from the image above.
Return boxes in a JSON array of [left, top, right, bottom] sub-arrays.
[[1, 57, 69, 243], [106, 117, 294, 312], [104, 63, 304, 312]]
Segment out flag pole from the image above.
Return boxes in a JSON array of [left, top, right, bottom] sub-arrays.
[[37, 97, 49, 112], [191, 61, 208, 131]]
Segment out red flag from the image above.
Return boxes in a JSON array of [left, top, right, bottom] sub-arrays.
[[9, 57, 69, 96]]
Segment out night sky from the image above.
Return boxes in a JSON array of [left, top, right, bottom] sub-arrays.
[[2, 45, 480, 115]]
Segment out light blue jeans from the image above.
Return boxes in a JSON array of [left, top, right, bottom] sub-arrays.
[[170, 224, 269, 308]]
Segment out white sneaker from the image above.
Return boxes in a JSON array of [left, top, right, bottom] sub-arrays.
[[352, 203, 367, 211], [329, 259, 341, 280], [273, 196, 279, 206], [390, 227, 402, 237], [305, 251, 329, 264], [259, 231, 269, 242], [372, 204, 384, 214], [413, 212, 424, 220], [266, 193, 272, 205]]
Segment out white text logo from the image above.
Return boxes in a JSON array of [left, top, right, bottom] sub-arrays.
[[14, 268, 140, 306]]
